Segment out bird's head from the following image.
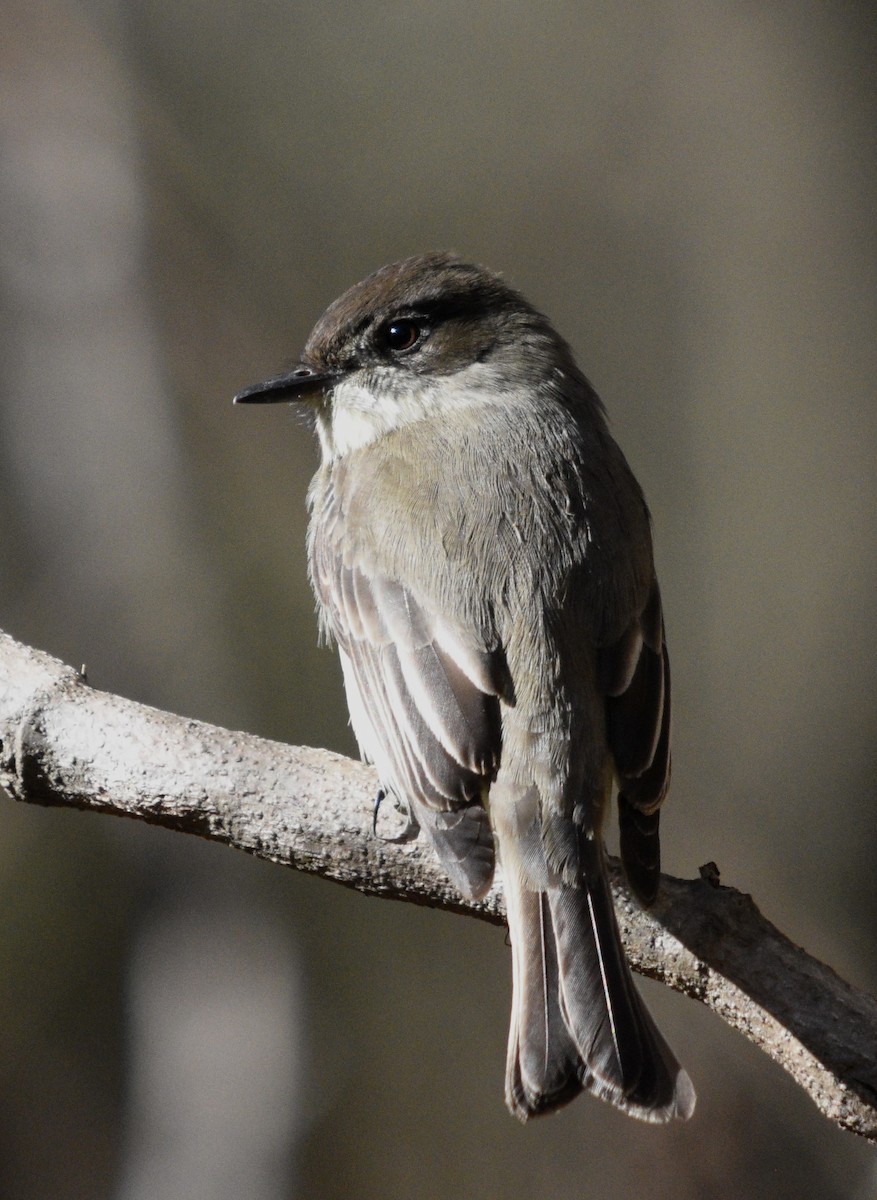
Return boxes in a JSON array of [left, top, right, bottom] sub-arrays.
[[235, 253, 587, 458]]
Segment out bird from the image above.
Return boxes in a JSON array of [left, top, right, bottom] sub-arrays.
[[235, 253, 695, 1123]]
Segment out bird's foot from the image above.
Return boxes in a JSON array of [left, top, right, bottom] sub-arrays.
[[372, 788, 419, 843]]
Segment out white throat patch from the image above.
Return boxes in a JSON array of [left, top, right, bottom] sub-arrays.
[[318, 361, 516, 459]]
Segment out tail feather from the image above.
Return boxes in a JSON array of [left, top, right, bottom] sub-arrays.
[[504, 885, 582, 1117], [504, 840, 694, 1123]]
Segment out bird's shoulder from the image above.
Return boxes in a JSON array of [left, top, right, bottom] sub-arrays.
[[308, 393, 654, 644]]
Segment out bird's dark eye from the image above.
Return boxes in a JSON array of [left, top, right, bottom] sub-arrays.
[[379, 319, 423, 353]]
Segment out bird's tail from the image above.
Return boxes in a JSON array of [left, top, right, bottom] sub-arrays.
[[503, 836, 695, 1123]]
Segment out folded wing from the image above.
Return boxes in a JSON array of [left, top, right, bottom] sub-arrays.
[[312, 538, 512, 899], [599, 576, 671, 904]]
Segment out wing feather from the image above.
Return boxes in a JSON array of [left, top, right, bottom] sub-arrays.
[[313, 535, 504, 899], [600, 577, 671, 905]]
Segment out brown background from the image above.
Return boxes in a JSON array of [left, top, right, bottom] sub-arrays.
[[1, 2, 875, 1197]]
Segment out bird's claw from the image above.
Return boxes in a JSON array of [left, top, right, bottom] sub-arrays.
[[371, 788, 420, 843], [372, 788, 386, 836]]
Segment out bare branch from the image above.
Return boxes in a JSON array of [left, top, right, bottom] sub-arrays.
[[1, 629, 875, 1140]]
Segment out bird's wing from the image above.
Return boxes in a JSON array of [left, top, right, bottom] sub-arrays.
[[311, 536, 512, 899], [598, 576, 671, 904]]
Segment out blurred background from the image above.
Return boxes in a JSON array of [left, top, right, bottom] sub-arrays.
[[1, 1, 876, 1196]]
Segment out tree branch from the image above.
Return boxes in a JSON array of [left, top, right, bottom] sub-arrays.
[[1, 629, 875, 1140]]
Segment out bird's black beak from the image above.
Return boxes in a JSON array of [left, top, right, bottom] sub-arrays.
[[233, 364, 338, 405]]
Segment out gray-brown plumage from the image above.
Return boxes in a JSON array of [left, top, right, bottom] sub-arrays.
[[236, 253, 695, 1122]]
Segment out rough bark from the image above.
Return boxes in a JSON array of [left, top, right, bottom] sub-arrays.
[[1, 629, 875, 1141]]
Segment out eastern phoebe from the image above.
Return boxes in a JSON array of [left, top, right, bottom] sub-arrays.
[[236, 253, 694, 1122]]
